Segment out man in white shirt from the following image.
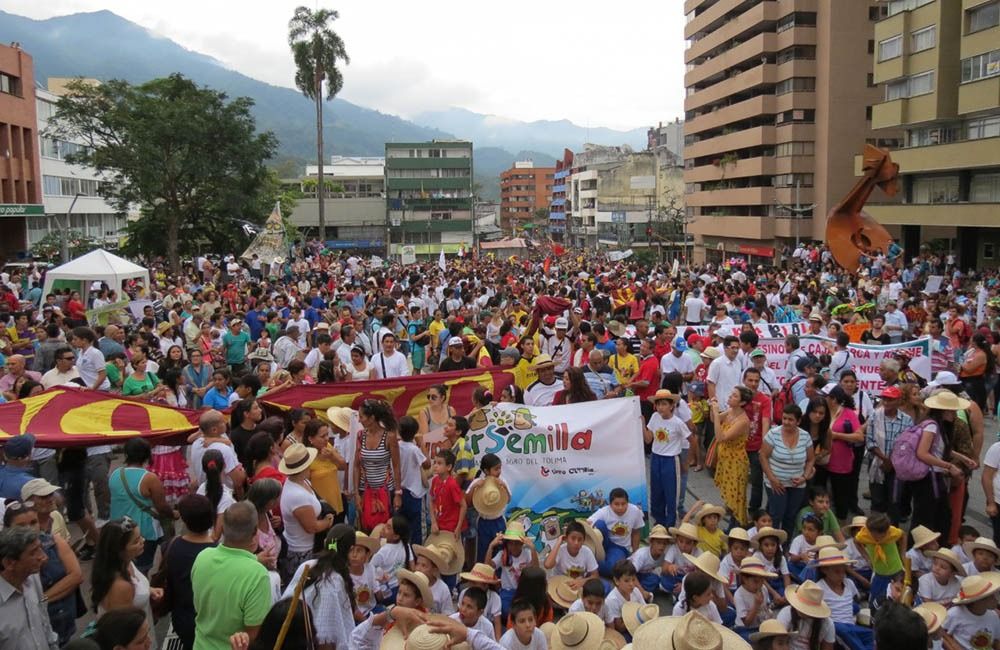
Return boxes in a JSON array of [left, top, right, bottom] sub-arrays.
[[371, 334, 409, 379], [287, 307, 311, 349], [540, 317, 574, 375], [525, 355, 561, 406], [683, 290, 707, 325], [884, 302, 908, 343], [707, 335, 743, 410], [190, 410, 245, 497], [40, 347, 81, 389], [660, 337, 694, 391]]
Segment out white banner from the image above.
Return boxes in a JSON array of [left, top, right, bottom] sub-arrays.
[[608, 249, 634, 262], [466, 398, 647, 548], [401, 245, 416, 265]]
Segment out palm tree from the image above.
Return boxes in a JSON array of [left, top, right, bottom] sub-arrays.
[[288, 6, 349, 242]]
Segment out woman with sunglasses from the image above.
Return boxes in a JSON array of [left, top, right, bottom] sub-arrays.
[[91, 517, 164, 649], [417, 384, 456, 450], [3, 499, 83, 646]]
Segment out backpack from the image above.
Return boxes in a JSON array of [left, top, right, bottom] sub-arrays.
[[890, 419, 936, 482], [773, 375, 804, 421]]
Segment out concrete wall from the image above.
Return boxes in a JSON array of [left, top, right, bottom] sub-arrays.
[[289, 197, 386, 228]]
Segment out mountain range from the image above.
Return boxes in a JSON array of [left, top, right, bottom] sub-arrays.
[[2, 10, 648, 198]]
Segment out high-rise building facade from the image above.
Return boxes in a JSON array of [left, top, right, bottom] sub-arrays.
[[0, 44, 42, 261], [683, 0, 898, 264], [865, 0, 1000, 268], [385, 140, 473, 257], [499, 161, 555, 234]]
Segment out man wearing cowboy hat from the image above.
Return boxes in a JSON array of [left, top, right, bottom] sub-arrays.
[[525, 354, 560, 407]]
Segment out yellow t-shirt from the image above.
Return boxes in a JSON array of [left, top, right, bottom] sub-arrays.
[[514, 357, 538, 390], [697, 527, 727, 557], [428, 319, 446, 346], [309, 446, 343, 513], [610, 352, 639, 386]]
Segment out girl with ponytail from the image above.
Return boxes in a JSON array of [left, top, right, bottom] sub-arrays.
[[195, 449, 234, 541], [371, 514, 414, 604], [284, 523, 357, 649]]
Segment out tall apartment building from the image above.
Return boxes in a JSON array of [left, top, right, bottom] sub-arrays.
[[499, 161, 555, 234], [0, 44, 42, 261], [385, 140, 473, 257], [548, 149, 573, 241], [290, 156, 386, 249], [683, 0, 897, 264], [864, 0, 1000, 268], [648, 118, 686, 157]]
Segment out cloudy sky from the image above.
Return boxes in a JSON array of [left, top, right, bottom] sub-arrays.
[[1, 0, 686, 130]]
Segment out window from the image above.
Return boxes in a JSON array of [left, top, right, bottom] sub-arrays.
[[0, 72, 20, 96], [773, 174, 814, 188], [961, 49, 1000, 83], [971, 173, 1000, 202], [775, 77, 816, 94], [878, 35, 903, 61], [430, 211, 451, 221], [968, 1, 1000, 33], [908, 125, 960, 146], [968, 116, 1000, 139], [912, 176, 960, 203], [870, 5, 889, 21], [43, 175, 61, 196], [986, 243, 996, 260], [885, 71, 934, 100], [776, 45, 816, 64], [775, 109, 815, 124], [888, 0, 934, 17], [911, 26, 936, 52], [775, 141, 815, 156], [776, 12, 817, 33]]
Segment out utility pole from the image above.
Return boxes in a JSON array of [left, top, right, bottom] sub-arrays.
[[774, 180, 816, 250], [60, 193, 82, 263]]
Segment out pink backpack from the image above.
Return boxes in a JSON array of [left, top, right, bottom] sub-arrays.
[[890, 419, 936, 482]]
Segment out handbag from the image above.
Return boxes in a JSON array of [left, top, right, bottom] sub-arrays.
[[704, 438, 719, 470], [361, 486, 391, 532], [149, 537, 177, 620]]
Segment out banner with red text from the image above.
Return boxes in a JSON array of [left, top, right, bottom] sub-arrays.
[[260, 367, 516, 421], [0, 387, 201, 448]]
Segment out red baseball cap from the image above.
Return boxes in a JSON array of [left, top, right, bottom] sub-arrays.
[[879, 386, 902, 399]]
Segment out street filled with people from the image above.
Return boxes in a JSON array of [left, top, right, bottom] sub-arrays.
[[2, 241, 1000, 650]]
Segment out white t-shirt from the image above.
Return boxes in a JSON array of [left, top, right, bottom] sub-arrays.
[[372, 351, 409, 379], [918, 572, 960, 605], [77, 345, 110, 390], [351, 563, 379, 615], [660, 352, 695, 381], [734, 586, 770, 627], [499, 627, 547, 650], [568, 598, 614, 624], [280, 479, 321, 553], [524, 378, 561, 407], [371, 541, 413, 593], [788, 534, 812, 559], [707, 355, 743, 407], [942, 605, 1000, 650], [459, 587, 502, 623], [189, 438, 240, 487], [684, 297, 706, 323], [777, 606, 836, 650], [718, 553, 741, 591], [550, 545, 598, 581], [398, 440, 428, 499], [629, 545, 666, 574], [817, 578, 860, 624], [430, 577, 455, 615], [984, 442, 1000, 504], [195, 483, 235, 515], [672, 599, 722, 623], [604, 586, 644, 620], [646, 412, 689, 457], [587, 504, 645, 549], [753, 551, 790, 577], [492, 546, 535, 591], [40, 367, 80, 389]]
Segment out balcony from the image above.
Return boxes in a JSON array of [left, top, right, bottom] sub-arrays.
[[689, 215, 775, 240], [389, 197, 473, 210], [684, 156, 776, 183], [865, 202, 1000, 228], [685, 1, 781, 64], [854, 136, 1000, 174], [870, 91, 940, 130], [685, 0, 747, 39], [686, 95, 777, 136], [685, 186, 777, 207], [685, 125, 776, 159], [552, 184, 567, 193], [959, 76, 1000, 116], [685, 32, 778, 87], [685, 64, 777, 112], [386, 158, 470, 170]]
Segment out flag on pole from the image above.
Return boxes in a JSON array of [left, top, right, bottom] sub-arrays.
[[438, 248, 446, 272], [543, 256, 551, 275]]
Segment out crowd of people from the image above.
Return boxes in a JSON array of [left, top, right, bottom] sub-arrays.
[[0, 241, 999, 650]]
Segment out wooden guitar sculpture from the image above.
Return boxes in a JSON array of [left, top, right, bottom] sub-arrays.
[[826, 144, 899, 272]]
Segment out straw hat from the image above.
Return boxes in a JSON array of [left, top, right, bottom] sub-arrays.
[[577, 519, 606, 562], [967, 537, 1000, 562], [911, 525, 941, 551], [931, 548, 968, 576], [400, 621, 451, 650], [354, 532, 382, 555], [808, 535, 847, 552], [953, 572, 1000, 605], [683, 552, 728, 585], [648, 524, 673, 541], [845, 515, 868, 531], [370, 523, 386, 541], [924, 390, 972, 411], [459, 563, 500, 586], [539, 622, 557, 647], [380, 623, 408, 650], [414, 540, 464, 576], [278, 443, 318, 475], [786, 581, 832, 618], [647, 389, 680, 403], [701, 346, 722, 360], [471, 477, 509, 520], [726, 527, 751, 545], [738, 556, 778, 578], [694, 504, 726, 525], [530, 354, 556, 369], [621, 602, 660, 636], [501, 521, 534, 543], [156, 321, 173, 335], [914, 602, 947, 634], [550, 613, 606, 650], [668, 522, 700, 543], [397, 568, 434, 609], [548, 575, 581, 609], [606, 321, 627, 338], [630, 610, 748, 650], [325, 406, 354, 431], [810, 546, 855, 568], [749, 619, 791, 643], [602, 628, 628, 650], [751, 526, 788, 547]]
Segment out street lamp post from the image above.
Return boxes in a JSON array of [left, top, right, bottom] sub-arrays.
[[59, 193, 82, 263], [774, 180, 816, 250]]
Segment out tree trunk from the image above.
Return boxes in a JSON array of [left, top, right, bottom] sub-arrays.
[[166, 212, 180, 273], [315, 77, 326, 243]]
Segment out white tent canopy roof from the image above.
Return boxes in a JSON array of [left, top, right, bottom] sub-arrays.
[[41, 249, 149, 300]]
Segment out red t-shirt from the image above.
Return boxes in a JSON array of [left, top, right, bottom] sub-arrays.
[[634, 355, 661, 401], [745, 392, 773, 452], [430, 474, 465, 533]]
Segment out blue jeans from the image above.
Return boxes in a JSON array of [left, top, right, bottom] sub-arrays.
[[593, 520, 631, 577], [650, 453, 681, 527], [500, 588, 516, 623], [834, 622, 874, 650], [638, 571, 660, 594], [678, 449, 690, 518], [477, 515, 506, 564], [401, 489, 424, 546], [765, 485, 806, 539]]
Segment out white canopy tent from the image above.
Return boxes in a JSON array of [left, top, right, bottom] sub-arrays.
[[41, 249, 149, 303]]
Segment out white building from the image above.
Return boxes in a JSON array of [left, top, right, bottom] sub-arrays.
[[291, 156, 387, 246], [34, 84, 127, 250]]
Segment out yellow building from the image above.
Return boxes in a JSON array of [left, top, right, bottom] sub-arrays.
[[866, 0, 1000, 267]]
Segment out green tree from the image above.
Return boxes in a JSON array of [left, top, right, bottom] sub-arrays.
[[50, 74, 277, 270], [288, 6, 350, 243], [31, 231, 102, 261]]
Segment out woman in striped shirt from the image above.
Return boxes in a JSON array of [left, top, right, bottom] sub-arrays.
[[760, 403, 816, 537]]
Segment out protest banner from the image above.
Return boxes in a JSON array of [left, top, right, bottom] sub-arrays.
[[608, 249, 633, 262], [0, 387, 200, 447], [466, 397, 647, 551], [687, 321, 813, 340], [260, 366, 515, 421], [85, 299, 133, 327]]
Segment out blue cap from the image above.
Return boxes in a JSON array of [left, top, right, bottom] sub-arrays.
[[673, 337, 688, 352], [4, 433, 36, 459]]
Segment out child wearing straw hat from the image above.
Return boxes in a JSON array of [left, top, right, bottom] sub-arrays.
[[466, 453, 511, 564], [672, 570, 723, 624], [413, 542, 460, 615], [674, 551, 734, 626], [813, 547, 872, 650], [752, 526, 792, 601], [906, 524, 941, 579], [942, 573, 1000, 650], [488, 521, 540, 622], [682, 500, 728, 558], [749, 619, 792, 650], [719, 527, 753, 597], [349, 532, 383, 619], [586, 487, 645, 578], [662, 521, 701, 596], [963, 537, 1000, 577], [459, 563, 503, 640], [628, 524, 674, 600], [842, 516, 873, 589], [642, 389, 688, 528], [734, 556, 777, 635], [918, 547, 965, 605], [775, 581, 835, 650], [853, 512, 907, 611]]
